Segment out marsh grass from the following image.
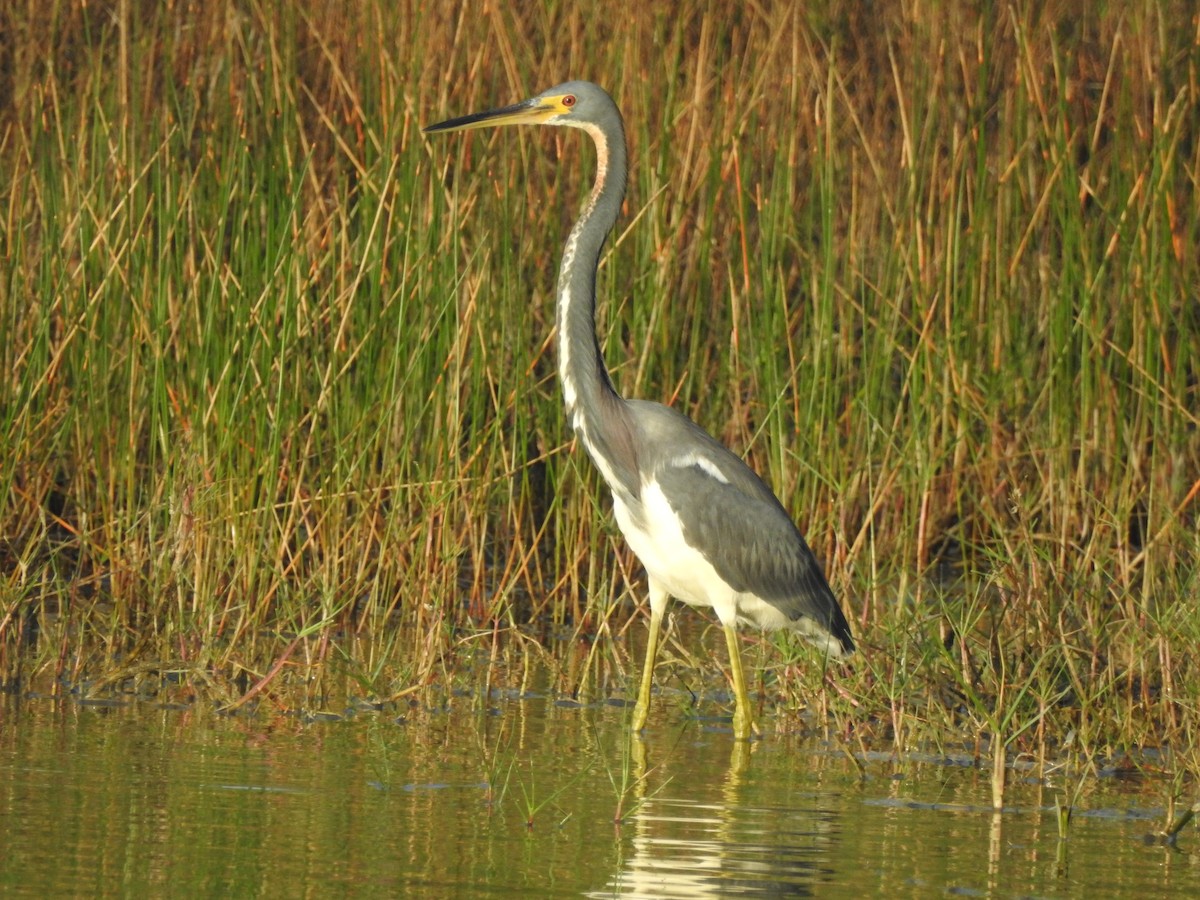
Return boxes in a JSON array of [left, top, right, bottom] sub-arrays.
[[1, 1, 1198, 780]]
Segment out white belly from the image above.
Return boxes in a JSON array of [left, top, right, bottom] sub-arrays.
[[612, 480, 740, 625]]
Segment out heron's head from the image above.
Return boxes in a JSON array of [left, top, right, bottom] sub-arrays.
[[423, 81, 619, 135]]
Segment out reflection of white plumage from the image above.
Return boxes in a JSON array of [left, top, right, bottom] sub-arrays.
[[426, 81, 854, 739], [587, 793, 839, 898]]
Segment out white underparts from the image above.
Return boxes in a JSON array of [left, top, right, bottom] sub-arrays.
[[613, 479, 740, 626]]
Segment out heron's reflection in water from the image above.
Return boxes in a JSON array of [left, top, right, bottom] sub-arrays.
[[589, 738, 843, 898]]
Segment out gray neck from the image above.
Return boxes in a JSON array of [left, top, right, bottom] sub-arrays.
[[555, 121, 640, 498]]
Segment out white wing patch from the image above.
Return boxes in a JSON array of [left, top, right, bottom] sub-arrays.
[[668, 451, 729, 485]]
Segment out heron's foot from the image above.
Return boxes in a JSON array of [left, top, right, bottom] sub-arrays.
[[630, 699, 650, 734], [732, 705, 760, 742]]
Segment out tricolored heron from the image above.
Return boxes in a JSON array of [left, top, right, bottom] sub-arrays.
[[425, 81, 854, 740]]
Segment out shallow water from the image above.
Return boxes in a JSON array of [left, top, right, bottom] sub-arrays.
[[2, 680, 1197, 896]]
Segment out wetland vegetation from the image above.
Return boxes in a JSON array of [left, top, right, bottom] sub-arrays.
[[2, 0, 1198, 808]]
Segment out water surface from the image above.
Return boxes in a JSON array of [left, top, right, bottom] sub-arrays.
[[1, 681, 1195, 896]]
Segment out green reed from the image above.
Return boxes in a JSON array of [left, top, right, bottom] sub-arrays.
[[1, 2, 1197, 775]]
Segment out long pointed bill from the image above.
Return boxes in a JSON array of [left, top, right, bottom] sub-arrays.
[[423, 96, 560, 134]]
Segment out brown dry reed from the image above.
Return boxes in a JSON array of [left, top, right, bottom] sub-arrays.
[[0, 1, 1198, 771]]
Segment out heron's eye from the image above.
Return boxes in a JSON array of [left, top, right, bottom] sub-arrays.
[[562, 95, 576, 108]]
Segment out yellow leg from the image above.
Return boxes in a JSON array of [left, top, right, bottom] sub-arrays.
[[631, 582, 667, 733], [723, 623, 759, 741]]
